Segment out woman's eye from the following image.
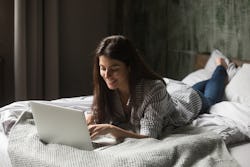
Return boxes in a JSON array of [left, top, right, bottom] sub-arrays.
[[110, 67, 119, 72], [100, 66, 106, 71], [99, 66, 120, 73]]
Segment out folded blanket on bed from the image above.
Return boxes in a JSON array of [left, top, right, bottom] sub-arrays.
[[8, 111, 240, 167]]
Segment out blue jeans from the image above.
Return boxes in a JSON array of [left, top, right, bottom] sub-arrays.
[[192, 65, 227, 113]]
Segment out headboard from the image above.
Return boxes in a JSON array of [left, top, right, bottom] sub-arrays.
[[194, 52, 250, 70]]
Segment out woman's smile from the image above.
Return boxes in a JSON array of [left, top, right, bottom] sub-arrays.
[[106, 79, 117, 88]]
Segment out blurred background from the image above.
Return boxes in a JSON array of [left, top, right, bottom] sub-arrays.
[[1, 0, 250, 106]]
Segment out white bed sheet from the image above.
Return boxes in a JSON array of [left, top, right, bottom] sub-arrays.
[[1, 96, 250, 167], [192, 101, 250, 145], [192, 101, 250, 167], [0, 96, 93, 167], [0, 132, 11, 167], [229, 142, 250, 167]]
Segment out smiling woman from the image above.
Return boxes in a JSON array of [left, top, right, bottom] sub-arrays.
[[87, 35, 229, 143], [88, 35, 166, 140]]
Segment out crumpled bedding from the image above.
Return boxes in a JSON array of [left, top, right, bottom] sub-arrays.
[[1, 96, 249, 146], [8, 111, 240, 167], [0, 96, 93, 135], [0, 101, 30, 135], [1, 96, 249, 167], [191, 101, 250, 145]]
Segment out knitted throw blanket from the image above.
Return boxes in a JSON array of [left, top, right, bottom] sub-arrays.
[[8, 112, 240, 167]]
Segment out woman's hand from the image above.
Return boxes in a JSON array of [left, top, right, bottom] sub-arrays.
[[88, 124, 148, 140], [88, 124, 114, 139]]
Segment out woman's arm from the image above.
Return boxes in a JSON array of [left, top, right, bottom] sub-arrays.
[[138, 80, 171, 138], [88, 124, 148, 140], [86, 113, 148, 139]]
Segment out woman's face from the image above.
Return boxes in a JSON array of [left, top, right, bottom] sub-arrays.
[[99, 55, 130, 91]]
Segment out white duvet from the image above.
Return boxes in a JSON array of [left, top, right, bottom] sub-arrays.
[[1, 96, 250, 167], [1, 97, 250, 145], [192, 101, 250, 144], [0, 132, 11, 167], [0, 96, 92, 167]]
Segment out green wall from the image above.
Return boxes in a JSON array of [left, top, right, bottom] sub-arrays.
[[168, 0, 250, 60], [117, 0, 250, 80]]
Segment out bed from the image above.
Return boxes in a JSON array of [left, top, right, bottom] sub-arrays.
[[0, 50, 250, 167]]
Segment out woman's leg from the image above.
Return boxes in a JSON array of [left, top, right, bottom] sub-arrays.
[[192, 80, 208, 93], [204, 65, 228, 105], [197, 58, 228, 113], [192, 80, 210, 113]]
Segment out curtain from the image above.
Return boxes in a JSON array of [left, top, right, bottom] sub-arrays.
[[14, 0, 59, 101]]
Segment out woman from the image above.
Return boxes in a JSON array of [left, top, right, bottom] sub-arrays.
[[87, 35, 228, 140]]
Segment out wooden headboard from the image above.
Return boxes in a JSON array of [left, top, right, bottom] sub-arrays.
[[195, 52, 250, 70]]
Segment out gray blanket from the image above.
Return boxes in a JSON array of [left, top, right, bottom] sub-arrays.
[[8, 111, 240, 167]]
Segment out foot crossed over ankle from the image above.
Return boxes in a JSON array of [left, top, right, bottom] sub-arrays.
[[216, 57, 228, 69]]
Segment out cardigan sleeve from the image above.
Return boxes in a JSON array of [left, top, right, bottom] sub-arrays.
[[138, 80, 173, 138]]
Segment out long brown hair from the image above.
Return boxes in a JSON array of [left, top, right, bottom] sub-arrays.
[[92, 35, 165, 123]]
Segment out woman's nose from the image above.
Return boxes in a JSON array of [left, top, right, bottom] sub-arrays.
[[105, 69, 112, 78]]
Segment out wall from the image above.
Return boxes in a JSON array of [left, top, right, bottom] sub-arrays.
[[167, 0, 250, 75], [168, 0, 250, 79], [58, 0, 111, 97], [2, 1, 250, 105], [114, 0, 195, 80], [118, 0, 250, 80], [115, 0, 169, 77]]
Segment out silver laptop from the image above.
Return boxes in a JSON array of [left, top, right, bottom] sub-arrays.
[[30, 101, 94, 150]]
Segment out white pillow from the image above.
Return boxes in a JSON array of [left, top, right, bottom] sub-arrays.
[[182, 49, 239, 88], [204, 49, 230, 72], [182, 69, 211, 86], [225, 64, 250, 106], [193, 101, 250, 144], [227, 62, 241, 81]]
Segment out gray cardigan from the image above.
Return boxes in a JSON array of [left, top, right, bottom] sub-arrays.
[[110, 79, 202, 138]]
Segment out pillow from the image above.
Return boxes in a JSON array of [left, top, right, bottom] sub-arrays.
[[225, 63, 250, 106], [182, 69, 211, 86], [182, 49, 239, 86], [227, 62, 241, 81], [204, 49, 230, 72], [193, 101, 250, 144]]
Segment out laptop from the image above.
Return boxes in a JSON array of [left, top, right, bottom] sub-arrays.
[[30, 101, 95, 150]]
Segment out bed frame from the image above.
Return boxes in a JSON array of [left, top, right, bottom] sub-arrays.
[[195, 52, 250, 69]]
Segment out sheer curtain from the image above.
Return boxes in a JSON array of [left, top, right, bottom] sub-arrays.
[[14, 0, 59, 101]]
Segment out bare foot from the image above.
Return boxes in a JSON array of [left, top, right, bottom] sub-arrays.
[[216, 57, 229, 85], [216, 57, 228, 69]]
